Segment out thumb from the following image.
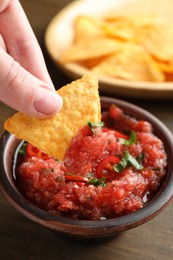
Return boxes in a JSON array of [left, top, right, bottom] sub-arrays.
[[0, 48, 63, 118]]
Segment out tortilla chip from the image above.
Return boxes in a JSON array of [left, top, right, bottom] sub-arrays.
[[4, 75, 101, 160], [164, 72, 173, 82], [60, 14, 173, 83], [103, 15, 157, 42], [103, 20, 137, 41], [74, 15, 106, 44], [77, 55, 111, 69], [60, 15, 122, 63], [104, 14, 157, 25], [137, 24, 173, 62], [92, 43, 165, 82], [60, 36, 122, 63], [156, 60, 173, 73]]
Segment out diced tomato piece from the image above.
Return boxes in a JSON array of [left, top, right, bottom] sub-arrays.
[[109, 104, 123, 119], [96, 155, 120, 179], [80, 125, 93, 137], [26, 143, 50, 160], [103, 127, 128, 139], [114, 130, 128, 139]]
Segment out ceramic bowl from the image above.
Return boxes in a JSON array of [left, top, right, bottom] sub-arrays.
[[1, 97, 173, 240]]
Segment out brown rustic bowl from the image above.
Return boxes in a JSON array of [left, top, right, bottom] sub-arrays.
[[1, 96, 173, 240]]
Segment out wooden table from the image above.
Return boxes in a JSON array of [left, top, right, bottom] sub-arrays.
[[0, 1, 173, 259]]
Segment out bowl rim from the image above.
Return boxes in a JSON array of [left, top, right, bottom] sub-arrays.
[[1, 96, 173, 233]]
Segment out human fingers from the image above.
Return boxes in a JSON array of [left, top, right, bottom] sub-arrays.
[[0, 47, 63, 118], [0, 33, 6, 50], [0, 0, 53, 88]]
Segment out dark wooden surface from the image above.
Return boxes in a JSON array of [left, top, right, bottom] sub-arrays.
[[1, 1, 173, 259]]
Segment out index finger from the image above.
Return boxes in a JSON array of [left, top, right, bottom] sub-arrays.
[[0, 0, 54, 88]]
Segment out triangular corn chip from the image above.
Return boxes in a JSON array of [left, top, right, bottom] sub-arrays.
[[137, 24, 173, 62], [60, 37, 122, 63], [4, 75, 101, 160], [92, 43, 165, 82], [74, 15, 106, 44]]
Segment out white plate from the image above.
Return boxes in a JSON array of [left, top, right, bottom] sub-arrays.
[[45, 0, 173, 99]]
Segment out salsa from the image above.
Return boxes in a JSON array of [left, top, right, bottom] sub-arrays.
[[15, 104, 167, 220]]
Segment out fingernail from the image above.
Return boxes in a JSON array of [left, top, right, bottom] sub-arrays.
[[34, 87, 62, 115]]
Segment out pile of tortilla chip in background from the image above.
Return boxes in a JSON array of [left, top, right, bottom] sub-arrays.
[[60, 14, 173, 82]]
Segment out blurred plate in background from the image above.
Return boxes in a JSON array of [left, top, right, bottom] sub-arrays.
[[45, 0, 173, 99]]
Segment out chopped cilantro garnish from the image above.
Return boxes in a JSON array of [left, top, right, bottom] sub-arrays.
[[87, 121, 104, 134], [119, 130, 136, 146], [41, 168, 54, 174], [113, 150, 144, 173], [137, 153, 145, 165], [127, 152, 144, 170], [55, 159, 62, 163], [153, 167, 161, 171], [113, 152, 129, 173], [65, 172, 75, 176], [18, 142, 27, 156], [88, 177, 107, 187]]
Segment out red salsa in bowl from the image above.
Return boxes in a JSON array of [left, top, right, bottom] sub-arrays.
[[14, 103, 167, 221]]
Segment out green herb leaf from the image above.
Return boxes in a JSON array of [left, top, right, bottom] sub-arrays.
[[153, 167, 161, 172], [55, 159, 62, 163], [18, 142, 27, 155], [87, 121, 104, 134], [137, 153, 144, 164], [41, 168, 54, 174], [127, 152, 144, 170], [113, 150, 144, 173], [129, 130, 137, 145], [113, 152, 129, 173], [88, 177, 107, 187], [119, 130, 136, 146], [65, 172, 75, 176]]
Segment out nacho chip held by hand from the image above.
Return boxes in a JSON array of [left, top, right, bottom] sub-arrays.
[[4, 75, 101, 160]]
